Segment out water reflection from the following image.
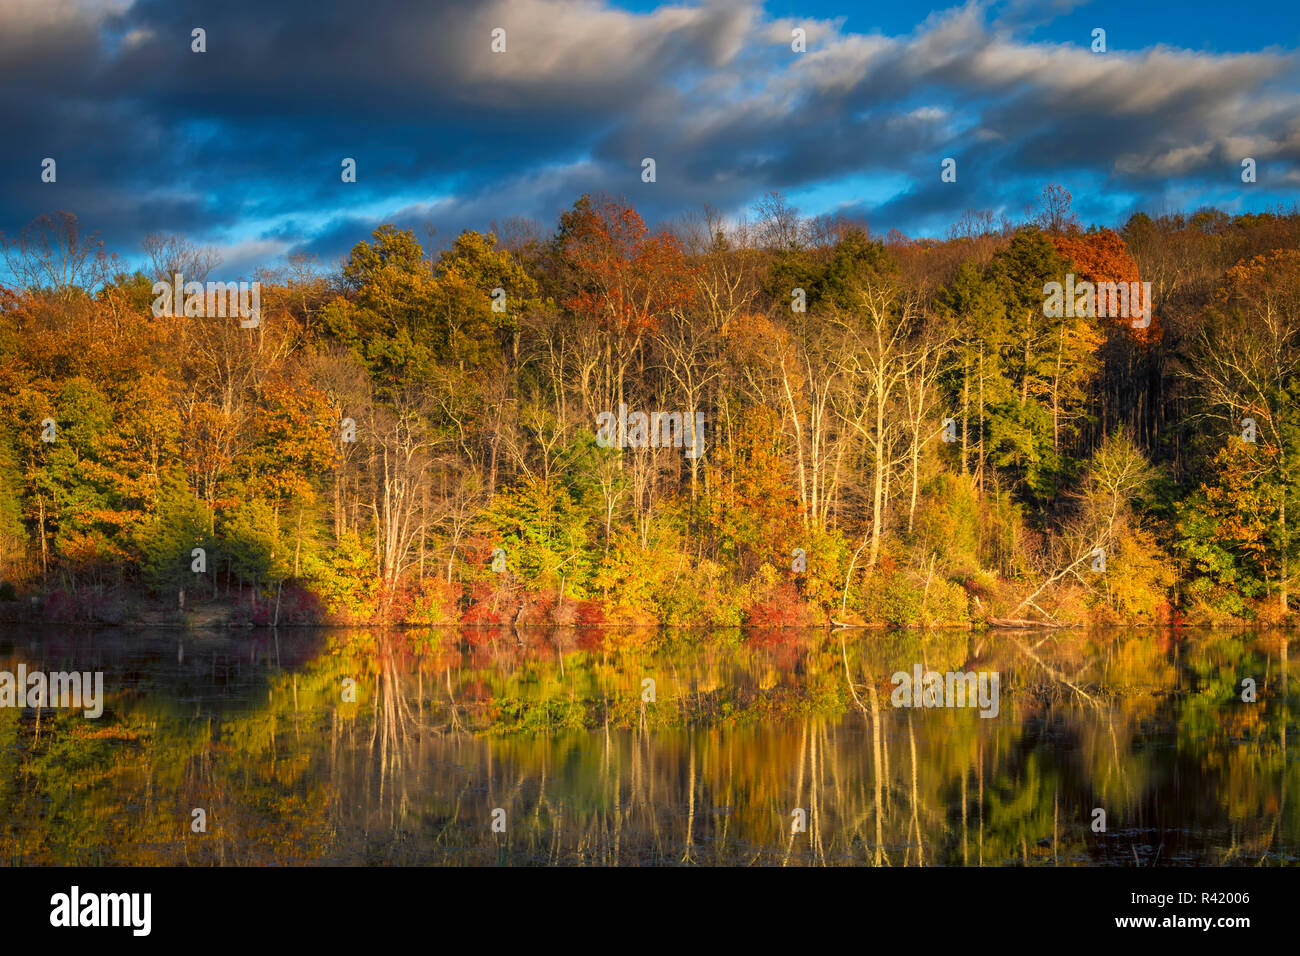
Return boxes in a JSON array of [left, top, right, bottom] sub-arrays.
[[0, 626, 1293, 866]]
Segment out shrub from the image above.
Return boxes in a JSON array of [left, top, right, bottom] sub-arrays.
[[398, 577, 461, 625]]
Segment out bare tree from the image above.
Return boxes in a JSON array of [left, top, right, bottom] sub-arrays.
[[900, 322, 954, 532], [839, 278, 924, 567], [142, 232, 222, 283], [1032, 184, 1080, 235], [1, 212, 114, 300], [755, 192, 807, 252], [1010, 432, 1156, 620]]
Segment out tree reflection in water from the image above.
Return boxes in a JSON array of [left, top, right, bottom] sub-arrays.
[[0, 625, 1294, 866]]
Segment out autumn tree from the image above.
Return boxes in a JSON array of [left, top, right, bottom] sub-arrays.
[[1184, 250, 1300, 611]]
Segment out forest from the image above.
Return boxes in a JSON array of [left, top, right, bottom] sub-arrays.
[[1, 185, 1297, 630]]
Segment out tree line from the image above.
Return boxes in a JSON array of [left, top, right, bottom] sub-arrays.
[[1, 186, 1297, 628]]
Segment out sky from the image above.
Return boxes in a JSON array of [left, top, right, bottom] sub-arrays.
[[2, 0, 1298, 280]]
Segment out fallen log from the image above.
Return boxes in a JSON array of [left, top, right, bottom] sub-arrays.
[[987, 617, 1068, 629]]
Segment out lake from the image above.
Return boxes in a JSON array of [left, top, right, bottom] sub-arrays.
[[1, 626, 1294, 866]]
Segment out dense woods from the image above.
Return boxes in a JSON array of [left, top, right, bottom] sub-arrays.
[[2, 187, 1298, 628]]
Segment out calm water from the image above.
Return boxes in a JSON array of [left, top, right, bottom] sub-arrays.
[[1, 626, 1295, 866]]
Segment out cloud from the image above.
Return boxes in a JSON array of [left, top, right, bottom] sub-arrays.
[[1, 0, 1297, 273]]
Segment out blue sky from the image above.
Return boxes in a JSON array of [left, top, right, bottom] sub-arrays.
[[2, 0, 1298, 281], [697, 0, 1300, 53]]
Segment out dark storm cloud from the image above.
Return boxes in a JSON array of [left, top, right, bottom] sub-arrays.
[[1, 0, 1297, 276]]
